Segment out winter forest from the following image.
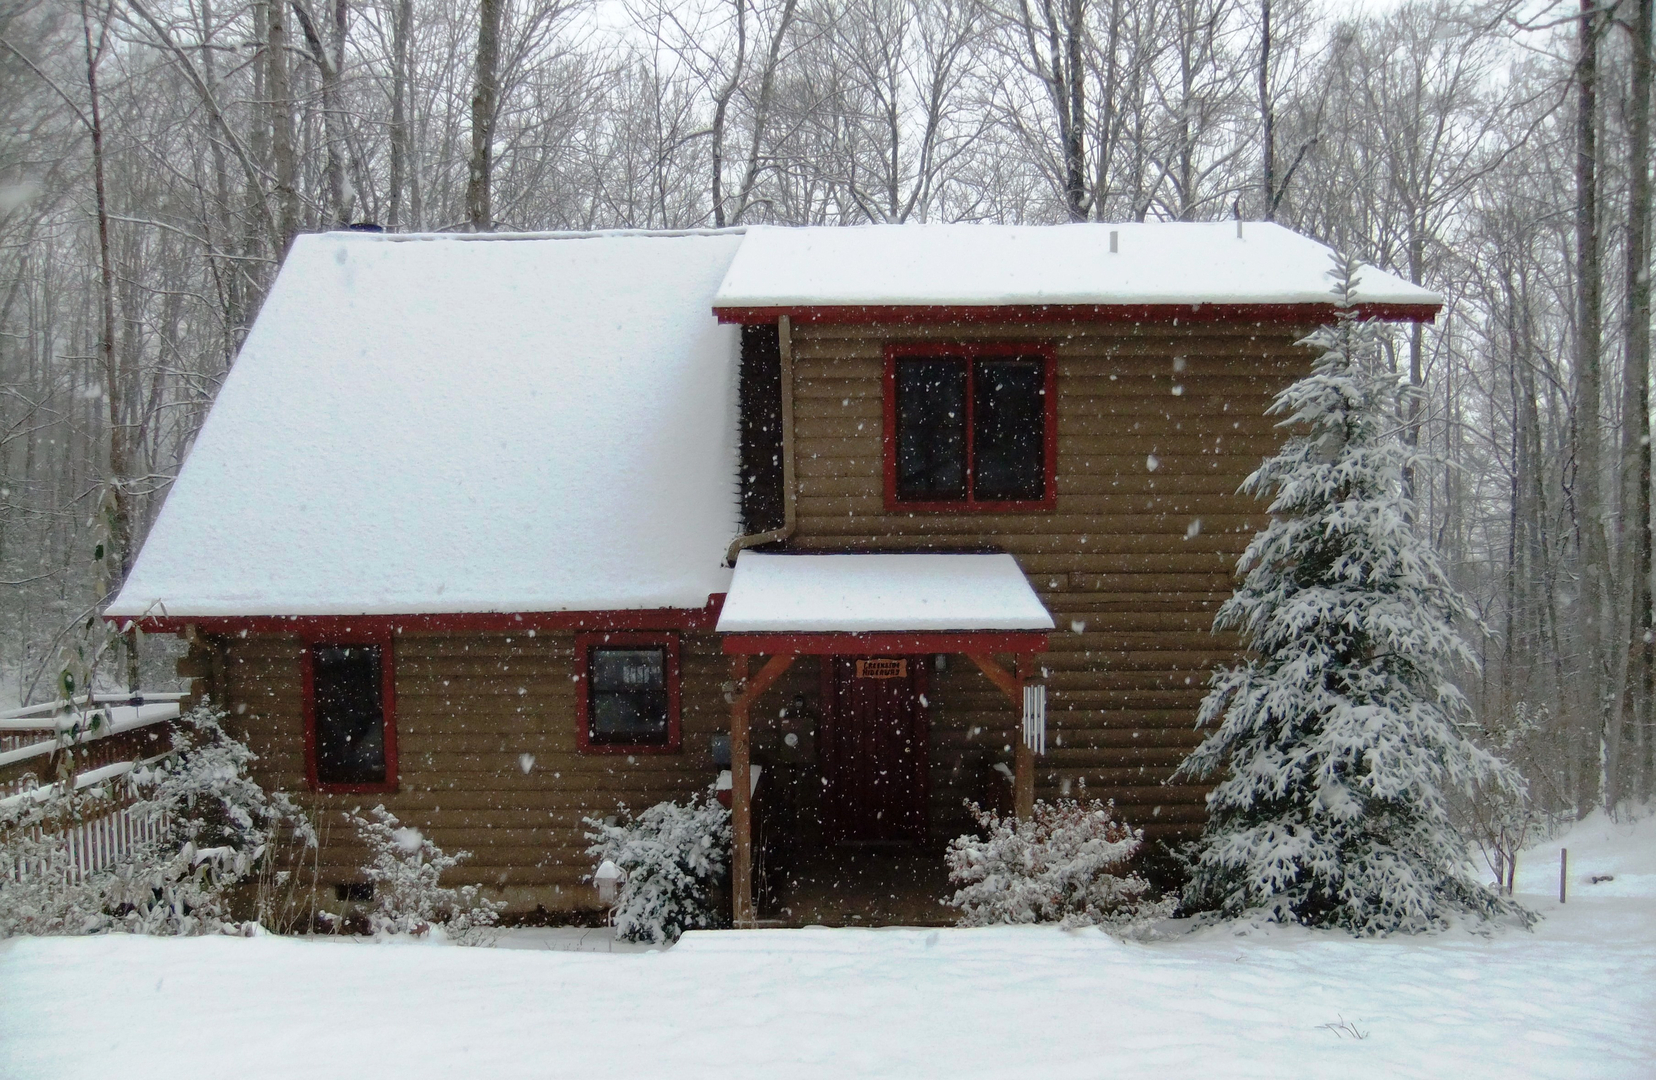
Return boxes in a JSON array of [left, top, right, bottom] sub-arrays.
[[0, 0, 1652, 833]]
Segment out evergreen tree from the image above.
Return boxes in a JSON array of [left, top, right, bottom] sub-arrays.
[[1175, 256, 1530, 934]]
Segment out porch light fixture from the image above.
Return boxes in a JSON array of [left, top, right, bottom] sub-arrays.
[[594, 859, 626, 906]]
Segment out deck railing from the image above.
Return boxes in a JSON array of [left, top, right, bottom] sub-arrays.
[[0, 694, 183, 883]]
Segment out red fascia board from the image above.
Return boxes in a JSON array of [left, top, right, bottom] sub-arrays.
[[721, 631, 1050, 655], [713, 302, 1440, 326], [114, 598, 727, 637]]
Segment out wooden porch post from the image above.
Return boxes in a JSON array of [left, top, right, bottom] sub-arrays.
[[729, 653, 754, 929], [965, 650, 1037, 821], [1013, 654, 1035, 821], [728, 652, 797, 930]]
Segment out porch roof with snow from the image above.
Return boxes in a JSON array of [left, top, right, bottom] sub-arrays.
[[716, 552, 1054, 654], [106, 229, 746, 623], [711, 222, 1442, 323]]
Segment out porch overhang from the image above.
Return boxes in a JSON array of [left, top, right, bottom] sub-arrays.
[[721, 631, 1048, 655], [714, 552, 1055, 652]]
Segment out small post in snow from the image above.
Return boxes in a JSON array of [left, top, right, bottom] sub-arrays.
[[1559, 848, 1568, 904]]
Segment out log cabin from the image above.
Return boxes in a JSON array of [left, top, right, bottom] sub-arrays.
[[104, 222, 1440, 927]]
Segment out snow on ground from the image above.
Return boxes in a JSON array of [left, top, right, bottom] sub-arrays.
[[3, 814, 1652, 1079]]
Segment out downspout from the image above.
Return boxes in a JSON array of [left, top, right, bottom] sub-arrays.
[[726, 314, 796, 563]]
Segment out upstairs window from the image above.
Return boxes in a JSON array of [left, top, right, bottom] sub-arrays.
[[886, 345, 1056, 511], [304, 641, 397, 793], [576, 632, 682, 753]]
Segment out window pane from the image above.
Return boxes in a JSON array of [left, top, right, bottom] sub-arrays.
[[894, 358, 967, 501], [589, 647, 669, 744], [313, 645, 386, 785], [972, 358, 1046, 501]]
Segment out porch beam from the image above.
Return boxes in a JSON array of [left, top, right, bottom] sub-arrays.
[[964, 651, 1019, 703], [723, 631, 1049, 656], [730, 652, 797, 929]]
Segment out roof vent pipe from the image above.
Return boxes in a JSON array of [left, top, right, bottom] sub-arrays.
[[726, 314, 797, 564], [1109, 230, 1118, 253]]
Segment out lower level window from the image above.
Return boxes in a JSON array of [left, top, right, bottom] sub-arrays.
[[577, 633, 681, 752], [306, 642, 396, 791]]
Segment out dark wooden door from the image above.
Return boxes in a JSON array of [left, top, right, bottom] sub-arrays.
[[822, 657, 929, 845]]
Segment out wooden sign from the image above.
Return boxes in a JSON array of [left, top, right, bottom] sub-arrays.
[[855, 658, 908, 680]]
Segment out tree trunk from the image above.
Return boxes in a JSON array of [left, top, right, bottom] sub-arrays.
[[709, 0, 747, 228], [389, 0, 411, 231], [269, 1, 301, 250], [80, 0, 139, 691], [1573, 0, 1609, 814], [1619, 0, 1655, 804], [1260, 0, 1274, 219], [468, 0, 502, 231], [1063, 0, 1085, 221]]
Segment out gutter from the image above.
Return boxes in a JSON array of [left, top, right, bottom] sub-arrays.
[[726, 314, 797, 564]]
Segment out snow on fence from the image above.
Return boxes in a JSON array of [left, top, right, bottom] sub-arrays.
[[1, 694, 182, 882]]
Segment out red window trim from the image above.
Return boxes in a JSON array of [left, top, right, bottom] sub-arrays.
[[301, 633, 399, 795], [883, 342, 1059, 513], [575, 631, 683, 755]]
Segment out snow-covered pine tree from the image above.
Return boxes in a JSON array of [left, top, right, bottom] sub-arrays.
[[1174, 254, 1530, 934]]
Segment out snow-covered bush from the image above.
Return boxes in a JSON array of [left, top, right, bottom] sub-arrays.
[[1173, 256, 1531, 935], [946, 799, 1173, 929], [346, 805, 503, 944], [0, 702, 315, 937], [583, 788, 730, 944]]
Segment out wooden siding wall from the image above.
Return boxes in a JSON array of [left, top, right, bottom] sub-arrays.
[[199, 630, 735, 912], [786, 320, 1311, 843], [183, 317, 1311, 914]]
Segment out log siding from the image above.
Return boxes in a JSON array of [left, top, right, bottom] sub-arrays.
[[176, 317, 1311, 916], [783, 319, 1311, 845]]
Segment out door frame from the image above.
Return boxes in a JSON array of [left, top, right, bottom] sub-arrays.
[[818, 655, 931, 846]]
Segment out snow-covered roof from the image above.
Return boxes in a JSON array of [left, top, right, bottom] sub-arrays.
[[715, 552, 1055, 633], [107, 230, 745, 618], [713, 222, 1441, 312]]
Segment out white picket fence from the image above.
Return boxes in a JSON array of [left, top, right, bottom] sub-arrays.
[[3, 796, 169, 885]]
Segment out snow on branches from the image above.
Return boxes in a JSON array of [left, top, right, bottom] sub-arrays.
[[584, 788, 730, 945], [347, 805, 503, 944], [1175, 255, 1531, 934], [946, 799, 1173, 930]]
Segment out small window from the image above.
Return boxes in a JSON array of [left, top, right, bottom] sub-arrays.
[[304, 641, 396, 792], [577, 633, 681, 753], [887, 346, 1054, 510]]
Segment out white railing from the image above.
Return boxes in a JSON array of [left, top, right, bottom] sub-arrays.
[[3, 794, 168, 885], [0, 696, 183, 795], [1, 695, 183, 882]]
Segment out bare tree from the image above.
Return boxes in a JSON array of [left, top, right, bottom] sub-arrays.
[[469, 0, 502, 230]]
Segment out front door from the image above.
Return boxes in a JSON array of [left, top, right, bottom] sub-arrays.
[[822, 657, 929, 845]]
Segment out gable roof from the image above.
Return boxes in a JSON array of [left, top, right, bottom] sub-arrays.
[[105, 230, 744, 619], [109, 221, 1439, 624], [712, 222, 1440, 322]]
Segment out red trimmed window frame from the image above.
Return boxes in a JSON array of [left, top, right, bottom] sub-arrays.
[[301, 633, 399, 795], [575, 631, 683, 755], [882, 342, 1059, 513]]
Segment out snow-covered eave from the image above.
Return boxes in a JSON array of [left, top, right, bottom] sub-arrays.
[[102, 597, 728, 637], [713, 300, 1441, 326]]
